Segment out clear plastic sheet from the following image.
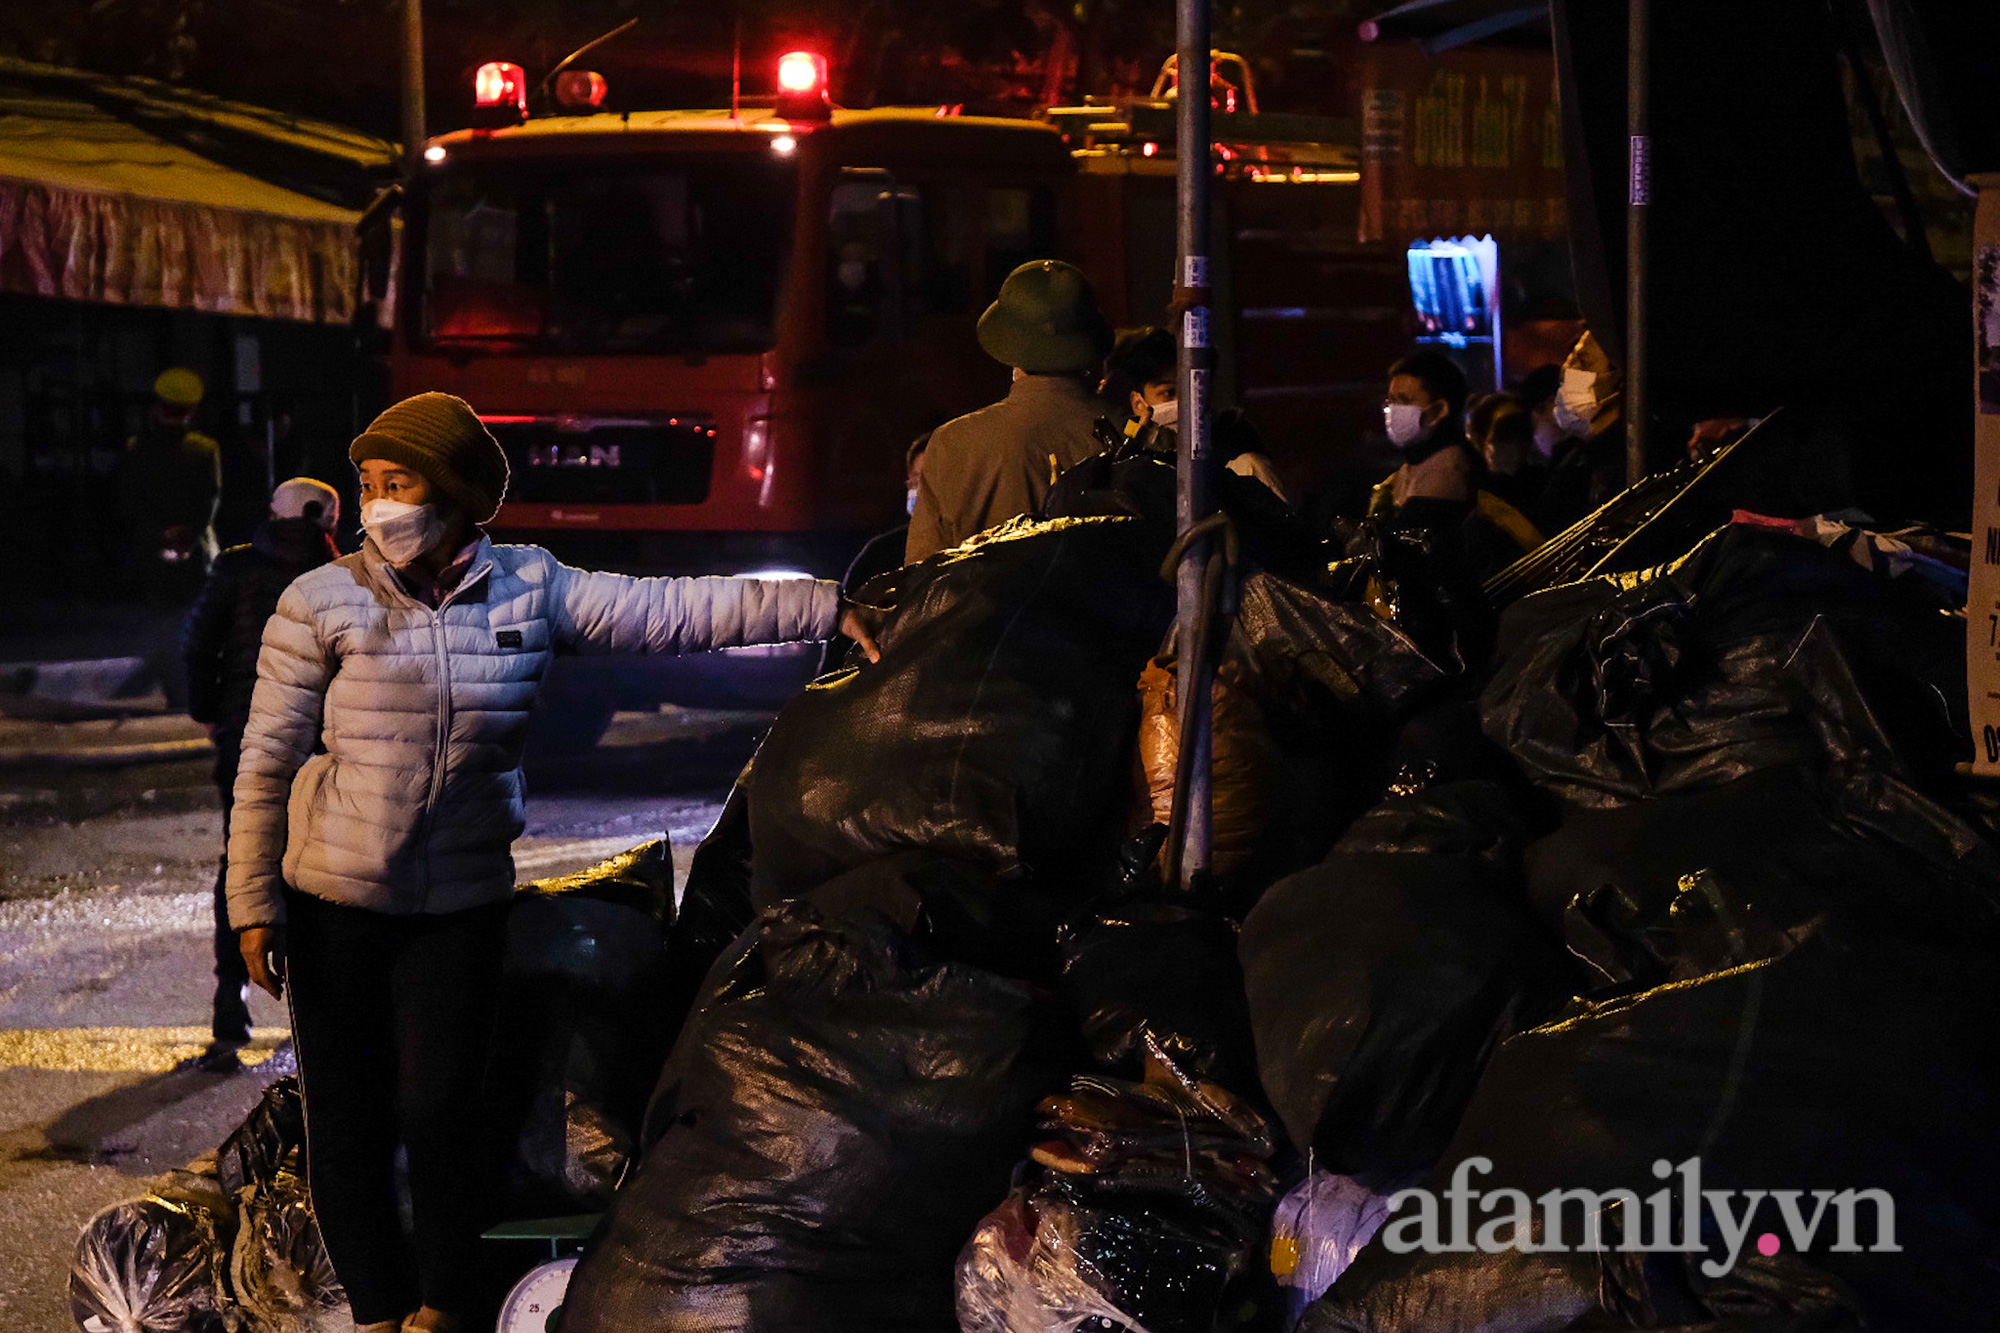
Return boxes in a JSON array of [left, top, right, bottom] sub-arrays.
[[956, 1189, 1156, 1333]]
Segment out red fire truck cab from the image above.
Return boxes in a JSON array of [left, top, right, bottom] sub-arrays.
[[398, 97, 1079, 577]]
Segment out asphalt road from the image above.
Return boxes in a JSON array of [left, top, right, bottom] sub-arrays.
[[0, 707, 766, 1333]]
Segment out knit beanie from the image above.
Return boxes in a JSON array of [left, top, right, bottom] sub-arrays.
[[349, 393, 510, 523]]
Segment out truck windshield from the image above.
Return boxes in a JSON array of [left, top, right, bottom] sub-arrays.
[[418, 157, 795, 354]]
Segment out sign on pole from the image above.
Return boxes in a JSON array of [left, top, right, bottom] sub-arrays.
[[1965, 174, 2000, 772]]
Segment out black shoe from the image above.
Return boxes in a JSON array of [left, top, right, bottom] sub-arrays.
[[187, 1042, 244, 1075]]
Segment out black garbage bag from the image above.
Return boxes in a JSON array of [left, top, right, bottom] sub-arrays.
[[1135, 568, 1456, 903], [1060, 900, 1260, 1093], [748, 515, 1176, 908], [1239, 781, 1572, 1187], [1481, 524, 1968, 808], [217, 1076, 304, 1198], [1521, 765, 2000, 985], [958, 1057, 1281, 1333], [1305, 870, 2000, 1331], [488, 838, 675, 1213], [561, 889, 1065, 1333], [1042, 437, 1326, 577], [71, 1195, 231, 1333], [229, 1166, 346, 1333], [660, 772, 757, 1042]]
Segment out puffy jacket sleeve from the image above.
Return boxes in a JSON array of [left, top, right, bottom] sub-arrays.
[[225, 584, 333, 931], [549, 561, 842, 655], [181, 552, 239, 727]]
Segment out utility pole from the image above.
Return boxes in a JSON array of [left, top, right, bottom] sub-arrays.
[[1173, 0, 1216, 890], [401, 0, 427, 175], [1625, 0, 1649, 487]]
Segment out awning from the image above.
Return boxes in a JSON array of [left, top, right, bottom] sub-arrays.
[[0, 57, 397, 324]]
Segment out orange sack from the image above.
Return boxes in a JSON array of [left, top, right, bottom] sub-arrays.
[[1136, 654, 1280, 879]]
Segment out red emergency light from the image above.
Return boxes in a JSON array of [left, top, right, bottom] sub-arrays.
[[774, 50, 831, 122], [471, 60, 528, 127], [777, 51, 823, 94], [554, 70, 609, 110]]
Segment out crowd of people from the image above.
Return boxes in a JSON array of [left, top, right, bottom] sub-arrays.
[[168, 255, 1673, 1333], [879, 258, 1649, 617]]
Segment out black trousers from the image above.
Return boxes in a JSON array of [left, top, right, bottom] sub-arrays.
[[284, 887, 509, 1325], [211, 761, 252, 1045]]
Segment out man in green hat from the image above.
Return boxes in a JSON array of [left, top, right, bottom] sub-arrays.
[[905, 260, 1112, 562]]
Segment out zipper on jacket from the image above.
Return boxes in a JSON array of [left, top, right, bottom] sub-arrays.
[[421, 607, 452, 910]]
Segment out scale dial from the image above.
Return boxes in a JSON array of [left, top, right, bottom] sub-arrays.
[[496, 1254, 578, 1333]]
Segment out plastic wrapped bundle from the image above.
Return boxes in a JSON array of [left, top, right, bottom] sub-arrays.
[[70, 1194, 231, 1333], [490, 838, 676, 1212], [959, 1051, 1280, 1333], [958, 1181, 1265, 1333], [229, 1168, 345, 1333]]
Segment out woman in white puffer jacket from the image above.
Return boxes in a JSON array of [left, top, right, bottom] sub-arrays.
[[226, 392, 873, 1333]]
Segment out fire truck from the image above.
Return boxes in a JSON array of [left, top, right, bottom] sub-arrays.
[[374, 49, 1413, 574], [367, 46, 1549, 731]]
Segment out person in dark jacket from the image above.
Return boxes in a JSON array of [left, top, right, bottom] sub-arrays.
[[1364, 352, 1543, 582], [1539, 331, 1628, 530], [122, 368, 223, 603], [182, 477, 342, 1071], [1469, 392, 1553, 533], [821, 432, 931, 671]]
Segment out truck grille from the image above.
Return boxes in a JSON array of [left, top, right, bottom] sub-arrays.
[[483, 415, 716, 505]]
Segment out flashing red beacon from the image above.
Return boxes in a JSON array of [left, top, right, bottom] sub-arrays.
[[554, 69, 609, 110], [471, 60, 529, 126], [774, 51, 831, 122]]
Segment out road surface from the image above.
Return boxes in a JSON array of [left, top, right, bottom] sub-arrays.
[[0, 706, 763, 1333]]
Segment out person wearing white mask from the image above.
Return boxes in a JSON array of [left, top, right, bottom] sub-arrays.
[[1103, 326, 1289, 501], [1361, 351, 1543, 581], [224, 392, 877, 1333], [1512, 363, 1566, 461], [1539, 330, 1628, 529]]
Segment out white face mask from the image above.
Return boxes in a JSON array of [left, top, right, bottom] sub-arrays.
[[905, 486, 920, 516], [362, 498, 448, 567], [1148, 397, 1180, 429], [1552, 367, 1599, 437], [1384, 402, 1431, 449]]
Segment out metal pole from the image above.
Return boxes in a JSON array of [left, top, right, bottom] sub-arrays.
[[401, 0, 427, 175], [1174, 0, 1215, 890], [1624, 0, 1648, 487]]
